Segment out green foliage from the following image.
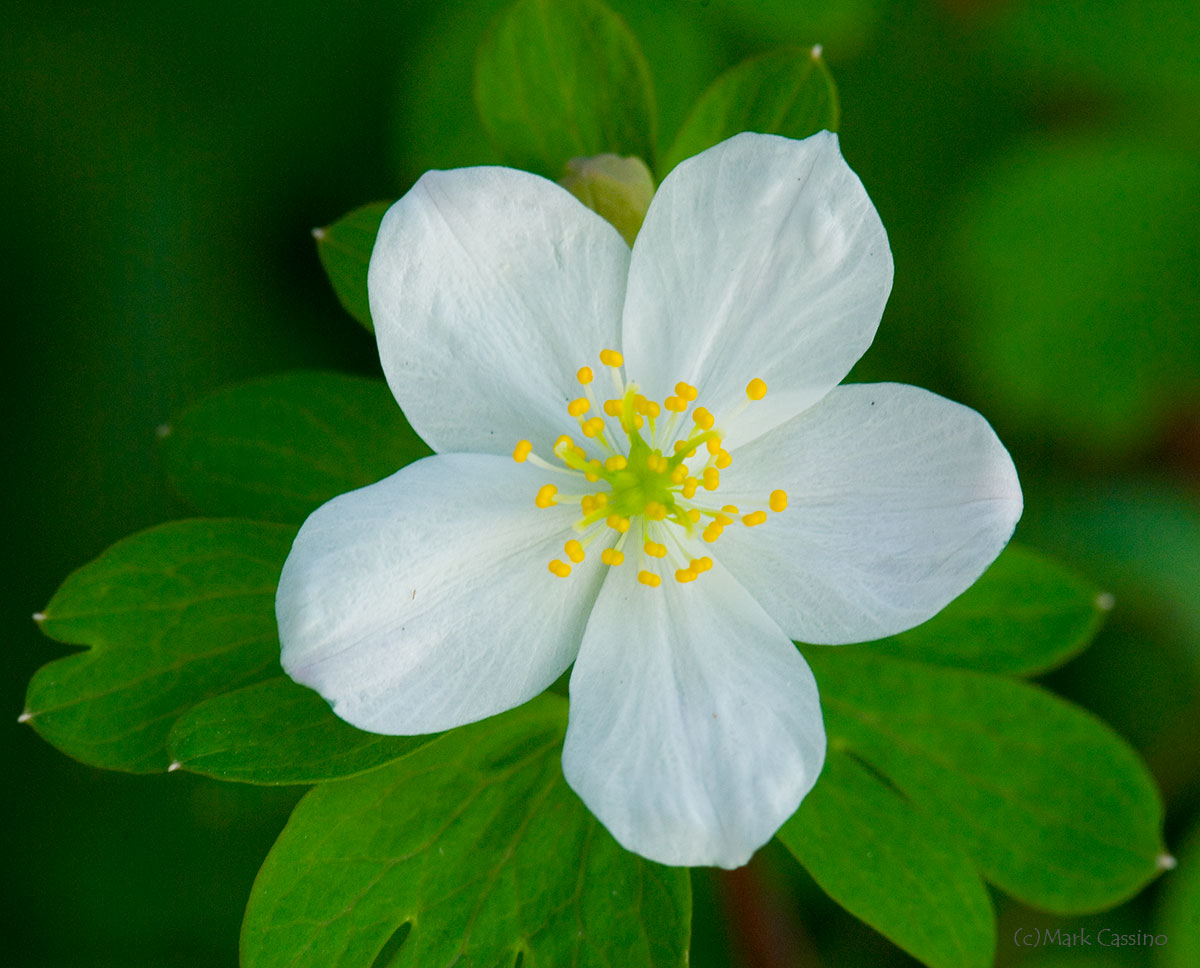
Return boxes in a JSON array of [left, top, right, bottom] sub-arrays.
[[1156, 818, 1199, 968], [475, 0, 657, 177], [314, 201, 391, 332], [957, 139, 1200, 455], [168, 678, 438, 784], [661, 46, 839, 176], [863, 544, 1106, 676], [802, 648, 1167, 914], [161, 371, 430, 524], [241, 696, 690, 968], [25, 520, 294, 773], [779, 751, 994, 968]]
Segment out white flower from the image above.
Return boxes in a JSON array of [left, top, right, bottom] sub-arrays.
[[276, 131, 1022, 869]]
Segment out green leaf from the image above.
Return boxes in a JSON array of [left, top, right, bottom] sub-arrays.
[[956, 139, 1200, 456], [160, 371, 430, 524], [863, 544, 1108, 676], [25, 519, 294, 773], [803, 648, 1166, 913], [314, 200, 391, 332], [167, 677, 438, 785], [241, 696, 690, 968], [779, 751, 994, 968], [475, 0, 657, 178], [662, 46, 839, 176], [1156, 817, 1199, 968]]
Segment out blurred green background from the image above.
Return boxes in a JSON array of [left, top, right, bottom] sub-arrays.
[[4, 0, 1197, 965]]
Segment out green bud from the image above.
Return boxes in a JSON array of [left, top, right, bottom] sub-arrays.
[[558, 154, 656, 246]]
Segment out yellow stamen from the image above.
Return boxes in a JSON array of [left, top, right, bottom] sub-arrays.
[[770, 489, 788, 512], [600, 348, 624, 367], [564, 540, 585, 563], [687, 508, 702, 523], [592, 491, 609, 508], [693, 407, 715, 430], [669, 465, 688, 484], [747, 378, 768, 401], [604, 455, 627, 472], [535, 484, 558, 508], [675, 568, 698, 583], [582, 417, 606, 438], [722, 505, 739, 514], [637, 570, 662, 588], [603, 399, 623, 416], [567, 397, 590, 417], [601, 548, 624, 566], [702, 467, 720, 491], [645, 501, 668, 521], [702, 523, 723, 543], [644, 540, 667, 558], [743, 510, 768, 527], [581, 495, 595, 515], [577, 366, 594, 385], [673, 440, 697, 456], [512, 440, 532, 463], [554, 434, 573, 451], [665, 395, 687, 412], [691, 556, 713, 573], [715, 449, 732, 469], [706, 436, 722, 455], [548, 559, 571, 578], [585, 459, 602, 482], [606, 515, 631, 533], [675, 382, 699, 401], [681, 477, 699, 499]]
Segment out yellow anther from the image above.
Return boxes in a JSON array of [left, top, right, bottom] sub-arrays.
[[645, 501, 668, 521], [747, 378, 768, 401], [554, 434, 574, 451], [669, 465, 688, 484], [673, 440, 697, 456], [600, 348, 624, 367], [601, 548, 624, 566], [593, 491, 609, 508], [681, 477, 699, 499], [706, 436, 723, 455], [535, 484, 558, 508], [567, 397, 590, 417], [687, 508, 702, 524], [632, 414, 645, 429], [715, 450, 732, 469], [675, 568, 698, 583], [702, 467, 720, 491], [702, 523, 724, 543], [675, 382, 699, 401], [603, 399, 623, 416], [644, 540, 667, 558], [691, 556, 713, 573], [585, 459, 602, 482], [714, 513, 733, 526], [564, 540, 585, 563], [743, 510, 768, 527], [604, 455, 627, 472], [636, 396, 661, 418], [722, 504, 739, 514], [637, 570, 662, 588], [770, 489, 789, 512], [606, 515, 631, 533], [572, 444, 587, 460], [665, 395, 687, 412], [693, 407, 715, 430], [512, 440, 532, 463], [577, 366, 594, 385], [582, 417, 606, 438], [548, 559, 571, 578], [581, 495, 595, 515]]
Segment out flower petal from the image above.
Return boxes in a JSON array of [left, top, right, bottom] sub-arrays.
[[277, 453, 603, 733], [621, 131, 893, 446], [715, 383, 1023, 644], [562, 559, 826, 869], [368, 167, 631, 455]]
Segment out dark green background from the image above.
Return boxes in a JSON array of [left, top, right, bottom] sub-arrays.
[[5, 0, 1197, 965]]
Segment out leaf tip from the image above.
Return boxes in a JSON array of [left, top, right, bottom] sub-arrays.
[[311, 226, 327, 242], [17, 709, 33, 724], [1157, 852, 1177, 871], [31, 611, 46, 624], [167, 760, 182, 772], [1095, 591, 1115, 612], [810, 44, 824, 60], [155, 423, 172, 440]]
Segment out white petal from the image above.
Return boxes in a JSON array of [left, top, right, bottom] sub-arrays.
[[277, 454, 604, 733], [562, 559, 826, 869], [715, 383, 1023, 644], [621, 131, 893, 445], [368, 167, 631, 455]]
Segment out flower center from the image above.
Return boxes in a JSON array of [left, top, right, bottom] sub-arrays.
[[513, 348, 787, 588]]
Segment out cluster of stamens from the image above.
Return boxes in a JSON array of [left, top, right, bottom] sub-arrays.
[[513, 349, 788, 589]]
